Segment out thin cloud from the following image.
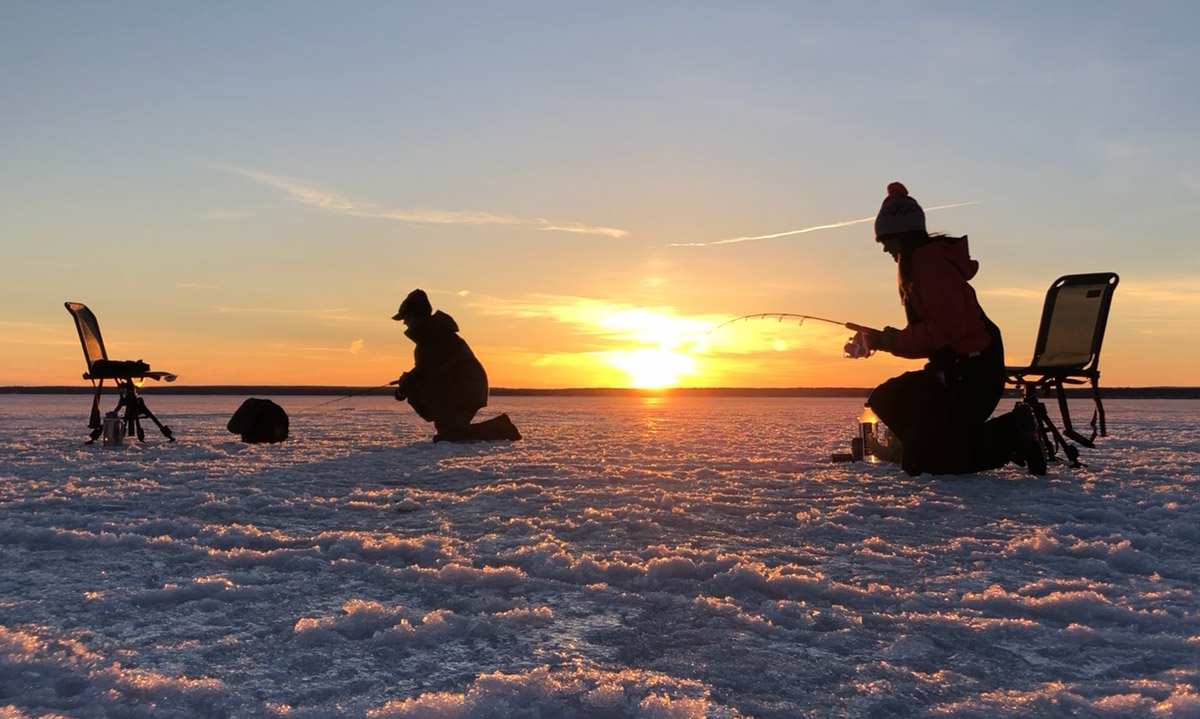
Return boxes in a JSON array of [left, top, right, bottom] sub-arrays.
[[213, 306, 352, 315], [979, 287, 1045, 301], [1119, 280, 1200, 304], [669, 201, 984, 247], [219, 165, 626, 238], [259, 342, 368, 355], [212, 306, 363, 323], [1115, 280, 1200, 323], [539, 222, 625, 237], [0, 321, 75, 348]]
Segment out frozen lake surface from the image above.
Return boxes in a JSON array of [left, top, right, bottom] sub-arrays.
[[0, 394, 1197, 718]]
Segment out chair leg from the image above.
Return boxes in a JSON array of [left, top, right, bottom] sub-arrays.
[[89, 387, 103, 428], [85, 381, 106, 444], [1026, 397, 1083, 469]]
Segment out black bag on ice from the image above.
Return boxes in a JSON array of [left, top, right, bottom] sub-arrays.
[[227, 398, 289, 444]]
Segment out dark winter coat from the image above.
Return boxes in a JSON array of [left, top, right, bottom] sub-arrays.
[[397, 311, 488, 428]]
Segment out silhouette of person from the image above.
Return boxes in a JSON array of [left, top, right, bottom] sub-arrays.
[[392, 289, 520, 442], [862, 182, 1043, 475]]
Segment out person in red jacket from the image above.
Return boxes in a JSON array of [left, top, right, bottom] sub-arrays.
[[863, 182, 1044, 476]]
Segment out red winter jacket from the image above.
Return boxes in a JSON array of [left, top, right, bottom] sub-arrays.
[[889, 235, 992, 359]]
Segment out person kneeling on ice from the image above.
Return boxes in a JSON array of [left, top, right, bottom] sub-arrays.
[[392, 289, 521, 442], [857, 182, 1044, 476]]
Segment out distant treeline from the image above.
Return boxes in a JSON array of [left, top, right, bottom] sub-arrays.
[[5, 386, 1200, 399]]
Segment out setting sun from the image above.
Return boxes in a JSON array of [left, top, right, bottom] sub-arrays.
[[593, 308, 712, 388], [609, 348, 696, 389], [508, 302, 869, 389]]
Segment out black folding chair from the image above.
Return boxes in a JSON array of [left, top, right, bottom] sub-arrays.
[[64, 302, 178, 443], [1006, 273, 1119, 468]]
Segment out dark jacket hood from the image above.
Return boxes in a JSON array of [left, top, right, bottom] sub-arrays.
[[405, 310, 459, 341]]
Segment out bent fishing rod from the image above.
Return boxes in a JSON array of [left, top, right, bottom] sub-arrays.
[[708, 313, 871, 335]]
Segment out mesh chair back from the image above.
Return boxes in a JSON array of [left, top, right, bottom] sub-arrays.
[[1029, 273, 1118, 373], [65, 302, 109, 371]]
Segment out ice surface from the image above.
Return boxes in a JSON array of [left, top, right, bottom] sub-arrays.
[[0, 394, 1197, 718]]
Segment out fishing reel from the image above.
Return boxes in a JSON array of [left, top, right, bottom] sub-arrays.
[[843, 328, 874, 359]]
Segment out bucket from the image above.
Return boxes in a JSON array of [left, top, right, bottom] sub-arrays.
[[102, 412, 124, 447]]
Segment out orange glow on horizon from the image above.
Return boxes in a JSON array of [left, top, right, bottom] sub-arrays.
[[9, 282, 1182, 389], [608, 347, 697, 389]]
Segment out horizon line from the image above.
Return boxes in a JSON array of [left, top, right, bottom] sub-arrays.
[[3, 384, 1199, 397]]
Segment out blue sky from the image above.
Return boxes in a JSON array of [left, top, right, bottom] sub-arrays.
[[3, 2, 1198, 387]]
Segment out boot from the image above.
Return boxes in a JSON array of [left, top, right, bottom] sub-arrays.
[[466, 413, 522, 441]]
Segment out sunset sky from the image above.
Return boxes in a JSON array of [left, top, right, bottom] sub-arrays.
[[3, 3, 1199, 389]]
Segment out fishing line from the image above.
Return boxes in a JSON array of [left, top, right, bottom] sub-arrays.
[[295, 381, 397, 413]]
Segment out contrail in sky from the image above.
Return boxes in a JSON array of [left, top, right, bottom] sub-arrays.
[[667, 201, 983, 247], [219, 165, 627, 238]]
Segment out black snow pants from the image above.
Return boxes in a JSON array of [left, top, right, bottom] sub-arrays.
[[867, 322, 1016, 476]]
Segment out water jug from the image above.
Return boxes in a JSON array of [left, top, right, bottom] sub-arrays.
[[102, 411, 124, 447], [859, 404, 898, 463]]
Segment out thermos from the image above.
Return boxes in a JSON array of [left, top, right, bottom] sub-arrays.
[[858, 404, 897, 463], [102, 411, 124, 447]]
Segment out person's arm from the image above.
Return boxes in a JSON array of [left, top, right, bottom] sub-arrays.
[[890, 261, 979, 358]]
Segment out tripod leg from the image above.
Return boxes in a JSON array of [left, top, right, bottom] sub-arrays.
[[113, 382, 143, 442], [129, 389, 144, 442], [135, 395, 175, 441]]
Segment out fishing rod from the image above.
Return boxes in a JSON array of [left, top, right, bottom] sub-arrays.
[[708, 313, 870, 335], [295, 381, 398, 413], [709, 313, 879, 359]]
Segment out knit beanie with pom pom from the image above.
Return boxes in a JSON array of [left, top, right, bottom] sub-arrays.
[[874, 182, 927, 240]]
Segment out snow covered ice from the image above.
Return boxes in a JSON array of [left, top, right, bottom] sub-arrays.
[[1, 394, 1198, 718]]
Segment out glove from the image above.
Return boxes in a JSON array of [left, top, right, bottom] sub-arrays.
[[865, 327, 898, 353], [844, 330, 873, 359]]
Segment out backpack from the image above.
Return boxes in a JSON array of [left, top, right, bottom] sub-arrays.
[[227, 398, 289, 444]]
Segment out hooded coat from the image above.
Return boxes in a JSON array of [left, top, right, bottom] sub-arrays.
[[889, 235, 993, 359], [397, 310, 488, 429]]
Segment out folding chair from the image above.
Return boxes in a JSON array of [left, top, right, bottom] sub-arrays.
[[1005, 273, 1119, 468], [64, 302, 178, 443]]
